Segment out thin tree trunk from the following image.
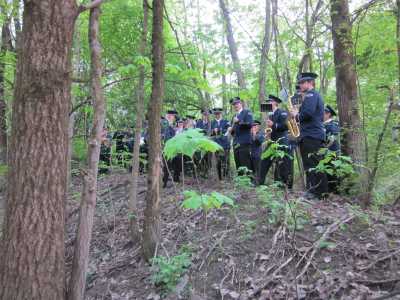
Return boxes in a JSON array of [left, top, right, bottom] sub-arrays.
[[258, 0, 271, 104], [68, 7, 106, 300], [330, 0, 369, 203], [129, 0, 149, 242], [219, 0, 246, 90], [142, 0, 165, 261], [0, 20, 12, 164], [0, 0, 77, 299]]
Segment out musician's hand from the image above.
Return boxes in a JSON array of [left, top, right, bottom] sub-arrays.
[[267, 120, 274, 128], [233, 117, 239, 123], [227, 126, 232, 133], [214, 128, 219, 134], [290, 108, 299, 118]]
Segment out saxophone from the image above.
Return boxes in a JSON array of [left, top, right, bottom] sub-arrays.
[[286, 94, 301, 138]]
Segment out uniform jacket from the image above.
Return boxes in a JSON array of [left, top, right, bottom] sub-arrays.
[[196, 119, 211, 135], [298, 89, 326, 142], [251, 132, 265, 159], [161, 123, 175, 142], [324, 119, 340, 153], [231, 109, 253, 146], [211, 118, 230, 150], [270, 108, 289, 145]]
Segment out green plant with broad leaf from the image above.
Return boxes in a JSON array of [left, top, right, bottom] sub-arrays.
[[310, 149, 355, 178], [181, 190, 235, 212], [151, 248, 192, 293], [261, 140, 292, 160]]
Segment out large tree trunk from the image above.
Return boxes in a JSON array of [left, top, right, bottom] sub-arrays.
[[0, 1, 77, 299], [219, 0, 246, 90], [0, 20, 12, 164], [142, 0, 164, 261], [129, 0, 149, 241], [68, 7, 106, 300], [330, 0, 369, 202], [258, 0, 271, 104]]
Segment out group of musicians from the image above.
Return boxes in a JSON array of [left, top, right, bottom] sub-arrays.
[[101, 71, 341, 199]]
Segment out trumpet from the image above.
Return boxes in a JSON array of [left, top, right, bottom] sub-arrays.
[[287, 95, 301, 138]]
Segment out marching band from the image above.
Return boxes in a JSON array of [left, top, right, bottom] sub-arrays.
[[100, 72, 342, 199]]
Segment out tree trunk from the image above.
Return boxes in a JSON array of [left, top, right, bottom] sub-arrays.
[[330, 0, 369, 202], [0, 1, 77, 299], [0, 20, 12, 164], [219, 0, 246, 90], [258, 0, 271, 104], [142, 0, 164, 261], [67, 7, 106, 300], [129, 0, 149, 242], [397, 0, 400, 96]]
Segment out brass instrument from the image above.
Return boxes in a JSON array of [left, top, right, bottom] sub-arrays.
[[286, 94, 301, 138]]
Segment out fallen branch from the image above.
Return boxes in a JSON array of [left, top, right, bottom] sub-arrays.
[[296, 215, 354, 280], [360, 248, 400, 272]]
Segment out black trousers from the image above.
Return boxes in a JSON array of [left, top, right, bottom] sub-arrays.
[[162, 155, 182, 186], [251, 155, 261, 181], [299, 137, 328, 197], [258, 151, 291, 186], [234, 144, 252, 175], [216, 149, 230, 180]]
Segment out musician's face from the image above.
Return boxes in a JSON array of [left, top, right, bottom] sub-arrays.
[[214, 112, 222, 119], [299, 80, 313, 92], [324, 112, 331, 122], [166, 114, 175, 123], [233, 102, 242, 111]]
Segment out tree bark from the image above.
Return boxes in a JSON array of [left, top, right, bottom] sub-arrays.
[[0, 20, 12, 164], [142, 0, 164, 261], [219, 0, 246, 90], [0, 1, 77, 299], [129, 0, 149, 242], [330, 0, 369, 202], [67, 7, 106, 300], [258, 0, 271, 104], [397, 0, 400, 96]]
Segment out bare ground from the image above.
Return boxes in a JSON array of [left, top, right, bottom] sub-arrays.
[[62, 170, 400, 300]]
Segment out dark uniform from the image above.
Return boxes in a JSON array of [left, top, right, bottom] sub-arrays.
[[196, 110, 212, 176], [324, 105, 341, 193], [99, 129, 112, 174], [162, 112, 181, 187], [297, 73, 328, 198], [250, 121, 265, 181], [259, 106, 291, 186], [113, 130, 130, 166], [210, 111, 231, 180], [231, 102, 253, 175]]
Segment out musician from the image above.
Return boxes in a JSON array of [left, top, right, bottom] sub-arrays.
[[324, 105, 340, 153], [185, 115, 196, 129], [99, 127, 112, 174], [324, 105, 341, 193], [227, 97, 253, 175], [162, 110, 181, 188], [211, 108, 231, 180], [258, 95, 291, 186], [250, 120, 265, 181], [290, 72, 328, 199], [196, 109, 212, 135]]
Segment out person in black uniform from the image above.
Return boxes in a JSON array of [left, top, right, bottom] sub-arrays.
[[227, 97, 253, 175], [258, 95, 291, 186], [250, 120, 265, 182], [113, 130, 130, 166], [196, 109, 212, 135], [211, 108, 231, 180], [324, 105, 341, 193], [290, 72, 328, 199], [162, 110, 181, 188], [196, 109, 212, 176]]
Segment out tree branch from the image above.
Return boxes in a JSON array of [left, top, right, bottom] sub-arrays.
[[78, 0, 106, 14]]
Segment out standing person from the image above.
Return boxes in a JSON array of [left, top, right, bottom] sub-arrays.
[[196, 109, 212, 176], [290, 72, 328, 199], [250, 120, 265, 183], [324, 105, 341, 193], [211, 108, 231, 180], [185, 115, 196, 129], [162, 110, 181, 188], [227, 97, 253, 175], [196, 109, 212, 135], [258, 95, 291, 186]]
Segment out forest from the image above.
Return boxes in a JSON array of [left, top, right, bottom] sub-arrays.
[[0, 0, 400, 299]]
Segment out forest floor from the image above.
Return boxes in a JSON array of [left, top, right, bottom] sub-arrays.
[[63, 170, 400, 300], [1, 170, 400, 299]]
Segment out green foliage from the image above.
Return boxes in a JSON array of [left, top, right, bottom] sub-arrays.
[[310, 149, 355, 178], [0, 164, 7, 176], [72, 137, 88, 163], [151, 249, 191, 292], [349, 204, 372, 227], [181, 190, 235, 212], [233, 167, 253, 190], [164, 129, 222, 160], [261, 141, 291, 160], [257, 184, 310, 230]]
